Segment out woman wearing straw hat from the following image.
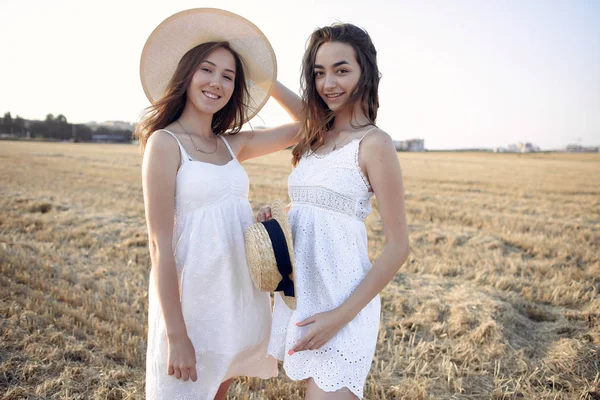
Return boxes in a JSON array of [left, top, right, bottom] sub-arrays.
[[258, 23, 410, 399], [136, 9, 302, 400]]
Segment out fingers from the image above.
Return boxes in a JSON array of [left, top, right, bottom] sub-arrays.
[[181, 367, 190, 382], [306, 337, 324, 350], [290, 341, 305, 353], [290, 337, 306, 353], [291, 333, 313, 353], [256, 205, 272, 222], [167, 337, 197, 382], [189, 366, 198, 382], [256, 211, 266, 222], [188, 354, 198, 382], [310, 340, 323, 350], [291, 337, 323, 352], [290, 316, 318, 353], [296, 316, 316, 327], [168, 364, 197, 382], [290, 335, 325, 354]]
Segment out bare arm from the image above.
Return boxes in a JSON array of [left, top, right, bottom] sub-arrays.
[[292, 130, 409, 353], [234, 80, 302, 162], [336, 130, 409, 319], [142, 131, 197, 381], [271, 80, 303, 121]]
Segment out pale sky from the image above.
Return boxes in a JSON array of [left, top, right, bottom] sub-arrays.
[[1, 0, 599, 150]]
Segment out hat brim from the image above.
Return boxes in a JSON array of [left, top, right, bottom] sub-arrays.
[[140, 8, 277, 124], [245, 198, 297, 310]]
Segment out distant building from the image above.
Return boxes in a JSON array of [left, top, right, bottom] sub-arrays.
[[516, 142, 540, 152], [394, 139, 425, 152], [566, 144, 600, 153], [92, 134, 129, 143], [494, 142, 540, 153], [104, 121, 136, 131], [86, 120, 136, 132]]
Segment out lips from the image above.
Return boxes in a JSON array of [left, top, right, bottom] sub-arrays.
[[325, 92, 344, 99], [202, 91, 221, 100]]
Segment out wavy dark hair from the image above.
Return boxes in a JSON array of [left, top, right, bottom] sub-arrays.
[[292, 23, 381, 165], [134, 41, 250, 151]]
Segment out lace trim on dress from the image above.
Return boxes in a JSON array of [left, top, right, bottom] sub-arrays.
[[354, 142, 372, 191], [290, 185, 371, 220], [356, 128, 377, 191]]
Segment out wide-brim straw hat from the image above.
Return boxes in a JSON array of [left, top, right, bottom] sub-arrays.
[[245, 199, 296, 310], [140, 8, 277, 124]]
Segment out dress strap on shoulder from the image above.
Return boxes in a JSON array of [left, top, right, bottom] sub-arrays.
[[359, 127, 378, 142], [159, 129, 192, 163], [220, 136, 237, 160], [356, 127, 376, 191]]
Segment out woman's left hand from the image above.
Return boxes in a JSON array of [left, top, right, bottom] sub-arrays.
[[256, 205, 272, 222], [289, 308, 351, 354]]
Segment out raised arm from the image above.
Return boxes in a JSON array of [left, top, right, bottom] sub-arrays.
[[271, 80, 303, 122], [142, 132, 197, 382], [233, 80, 303, 162]]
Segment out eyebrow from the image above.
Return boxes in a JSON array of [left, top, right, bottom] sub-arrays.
[[314, 60, 350, 69], [203, 60, 236, 74]]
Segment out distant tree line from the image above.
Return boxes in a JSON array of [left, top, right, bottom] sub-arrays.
[[0, 112, 134, 142]]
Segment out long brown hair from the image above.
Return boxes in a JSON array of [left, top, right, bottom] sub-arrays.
[[292, 23, 381, 165], [134, 41, 250, 151]]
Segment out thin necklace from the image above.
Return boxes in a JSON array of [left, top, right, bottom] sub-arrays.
[[331, 124, 375, 150], [331, 130, 351, 151], [176, 120, 218, 154]]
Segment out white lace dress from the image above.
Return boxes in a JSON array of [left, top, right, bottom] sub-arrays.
[[146, 130, 277, 400], [268, 136, 381, 398]]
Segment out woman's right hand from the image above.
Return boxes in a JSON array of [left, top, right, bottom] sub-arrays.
[[256, 205, 272, 222], [167, 333, 198, 382]]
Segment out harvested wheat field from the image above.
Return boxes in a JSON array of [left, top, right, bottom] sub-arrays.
[[1, 140, 598, 399]]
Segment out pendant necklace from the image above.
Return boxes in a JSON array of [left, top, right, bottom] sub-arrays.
[[176, 121, 218, 154]]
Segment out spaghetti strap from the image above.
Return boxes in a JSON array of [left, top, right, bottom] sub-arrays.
[[356, 127, 377, 191], [359, 127, 377, 142], [160, 129, 192, 163], [220, 136, 237, 160]]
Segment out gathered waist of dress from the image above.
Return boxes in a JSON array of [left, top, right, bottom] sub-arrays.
[[289, 185, 372, 220], [175, 192, 249, 216]]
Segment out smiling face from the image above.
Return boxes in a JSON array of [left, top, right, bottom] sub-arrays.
[[186, 47, 236, 115], [314, 41, 361, 113], [292, 23, 381, 165]]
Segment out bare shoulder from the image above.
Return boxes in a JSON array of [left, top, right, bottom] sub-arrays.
[[144, 130, 181, 170], [147, 129, 176, 148], [360, 128, 396, 157], [146, 130, 179, 155]]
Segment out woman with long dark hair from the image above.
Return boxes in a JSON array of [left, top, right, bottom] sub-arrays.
[[136, 9, 301, 400], [263, 23, 409, 399]]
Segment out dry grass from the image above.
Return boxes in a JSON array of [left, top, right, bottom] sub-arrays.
[[1, 140, 598, 399]]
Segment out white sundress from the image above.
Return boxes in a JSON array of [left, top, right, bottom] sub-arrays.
[[146, 130, 278, 400], [268, 130, 381, 399]]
